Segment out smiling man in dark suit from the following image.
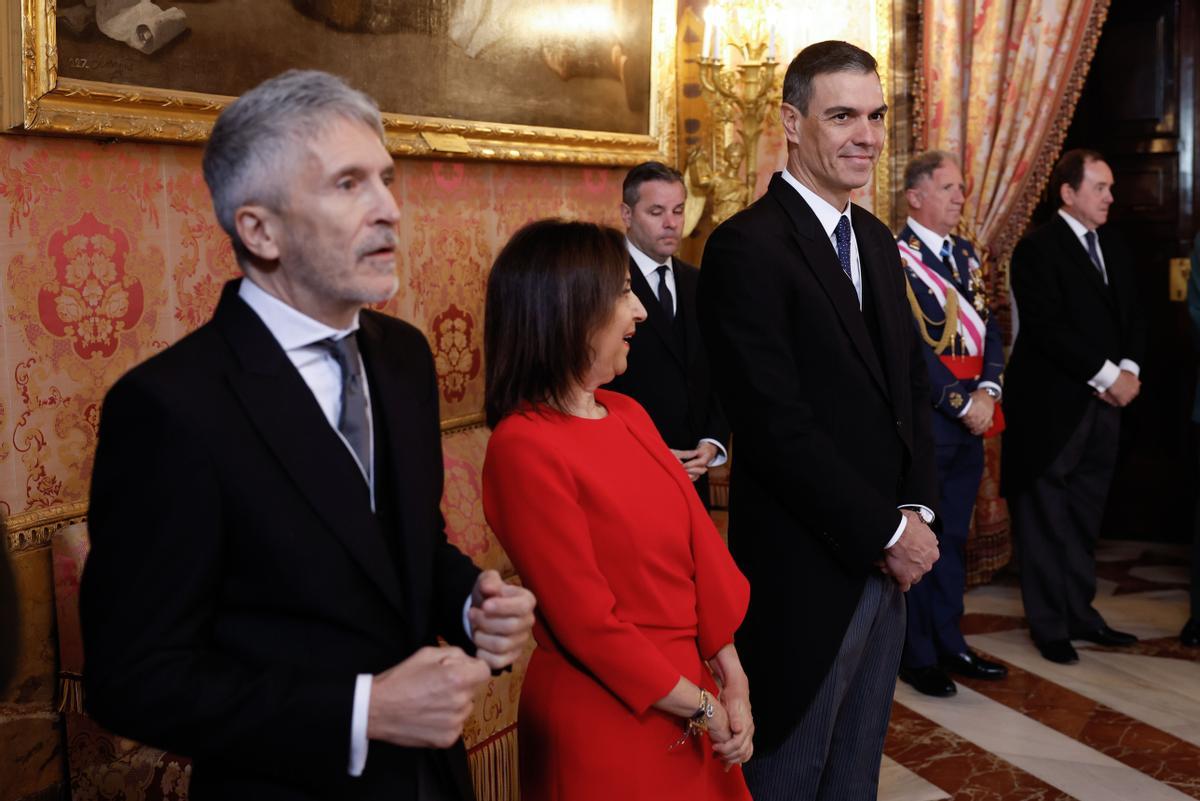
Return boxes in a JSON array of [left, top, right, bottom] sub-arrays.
[[1003, 148, 1146, 665], [81, 70, 535, 801], [699, 41, 940, 800], [604, 161, 728, 505]]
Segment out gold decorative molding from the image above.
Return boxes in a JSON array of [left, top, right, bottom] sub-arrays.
[[6, 499, 89, 553], [872, 0, 894, 226], [3, 0, 677, 167], [441, 412, 488, 435]]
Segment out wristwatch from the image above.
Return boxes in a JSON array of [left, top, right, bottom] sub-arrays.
[[983, 386, 1001, 399]]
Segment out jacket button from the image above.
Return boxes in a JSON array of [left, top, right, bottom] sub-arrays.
[[895, 419, 903, 429]]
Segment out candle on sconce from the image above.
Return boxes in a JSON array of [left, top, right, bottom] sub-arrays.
[[702, 10, 714, 58], [767, 26, 776, 61]]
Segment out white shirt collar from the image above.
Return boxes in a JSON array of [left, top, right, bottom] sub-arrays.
[[906, 216, 952, 258], [237, 277, 359, 353], [1057, 208, 1095, 238], [779, 168, 850, 237], [626, 238, 673, 280]]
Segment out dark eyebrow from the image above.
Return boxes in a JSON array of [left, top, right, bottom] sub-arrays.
[[823, 104, 889, 117]]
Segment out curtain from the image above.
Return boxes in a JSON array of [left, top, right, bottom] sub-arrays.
[[919, 0, 1110, 583]]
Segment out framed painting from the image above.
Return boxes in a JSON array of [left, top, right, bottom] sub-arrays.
[[0, 0, 676, 165]]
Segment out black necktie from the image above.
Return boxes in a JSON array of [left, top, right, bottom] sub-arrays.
[[320, 334, 371, 484], [656, 265, 674, 322], [1084, 231, 1107, 284]]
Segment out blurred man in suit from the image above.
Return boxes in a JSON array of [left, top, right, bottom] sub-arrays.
[[1183, 232, 1200, 647], [1003, 148, 1145, 665], [699, 41, 940, 800], [895, 151, 1008, 696], [604, 161, 728, 505], [81, 70, 535, 801]]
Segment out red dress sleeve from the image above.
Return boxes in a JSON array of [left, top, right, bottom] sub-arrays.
[[483, 420, 683, 714], [605, 393, 750, 660]]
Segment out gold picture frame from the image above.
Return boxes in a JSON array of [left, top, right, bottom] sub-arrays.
[[1, 0, 677, 166]]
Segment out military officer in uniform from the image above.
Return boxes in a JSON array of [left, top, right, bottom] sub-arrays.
[[895, 151, 1008, 696]]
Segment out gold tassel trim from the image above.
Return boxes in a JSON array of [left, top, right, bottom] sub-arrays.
[[905, 277, 958, 355], [468, 726, 519, 801], [58, 671, 84, 714]]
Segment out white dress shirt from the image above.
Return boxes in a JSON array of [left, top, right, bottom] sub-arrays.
[[904, 217, 1003, 413], [1056, 209, 1141, 392], [238, 279, 473, 778], [777, 172, 934, 548], [625, 239, 728, 468]]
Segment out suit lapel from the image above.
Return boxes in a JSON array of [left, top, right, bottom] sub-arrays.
[[355, 314, 428, 618], [1054, 215, 1115, 308], [856, 208, 907, 414], [630, 257, 686, 367], [674, 263, 703, 370], [215, 282, 407, 616], [769, 175, 889, 399]]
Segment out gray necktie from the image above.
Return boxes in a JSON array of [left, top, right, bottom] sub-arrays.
[[1084, 231, 1107, 284], [320, 334, 371, 484]]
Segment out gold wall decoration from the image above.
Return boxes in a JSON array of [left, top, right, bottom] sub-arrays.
[[1, 0, 677, 166]]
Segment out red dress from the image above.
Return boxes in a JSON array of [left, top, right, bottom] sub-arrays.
[[483, 390, 752, 801]]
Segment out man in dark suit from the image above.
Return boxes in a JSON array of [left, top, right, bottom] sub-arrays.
[[604, 161, 728, 505], [1004, 148, 1145, 665], [895, 151, 1008, 697], [80, 70, 535, 801], [699, 41, 940, 800]]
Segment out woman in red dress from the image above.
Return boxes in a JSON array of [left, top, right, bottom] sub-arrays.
[[482, 219, 753, 800]]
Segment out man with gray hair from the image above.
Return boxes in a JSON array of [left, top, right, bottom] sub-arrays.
[[81, 70, 535, 801], [895, 151, 1008, 698]]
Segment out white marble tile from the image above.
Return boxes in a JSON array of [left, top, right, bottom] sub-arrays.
[[894, 683, 1195, 801], [967, 629, 1200, 747], [1095, 540, 1150, 562], [963, 583, 1024, 618], [878, 756, 950, 801], [1129, 565, 1191, 585], [1092, 592, 1189, 640]]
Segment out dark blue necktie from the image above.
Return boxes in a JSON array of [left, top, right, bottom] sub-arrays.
[[834, 216, 852, 280], [939, 238, 962, 285], [1084, 231, 1107, 284]]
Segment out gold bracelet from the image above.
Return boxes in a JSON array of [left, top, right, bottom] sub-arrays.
[[668, 688, 716, 750]]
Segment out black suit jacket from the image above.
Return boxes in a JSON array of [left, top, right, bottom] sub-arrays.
[[81, 280, 480, 801], [1002, 215, 1146, 494], [604, 255, 728, 476], [698, 174, 939, 754]]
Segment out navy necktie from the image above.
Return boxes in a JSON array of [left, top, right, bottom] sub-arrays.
[[1084, 231, 1107, 284], [320, 334, 371, 484], [656, 264, 674, 322], [940, 239, 962, 286], [834, 216, 852, 280]]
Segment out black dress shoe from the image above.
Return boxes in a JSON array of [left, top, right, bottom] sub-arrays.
[[1072, 624, 1137, 647], [1181, 618, 1200, 647], [941, 649, 1008, 680], [899, 665, 957, 697], [1036, 639, 1079, 664]]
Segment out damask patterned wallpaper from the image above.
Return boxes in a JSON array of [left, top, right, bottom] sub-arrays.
[[0, 130, 626, 798]]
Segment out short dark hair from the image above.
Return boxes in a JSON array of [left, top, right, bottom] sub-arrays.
[[484, 219, 629, 428], [783, 40, 878, 115], [1050, 148, 1106, 202], [622, 161, 684, 207], [903, 150, 959, 191]]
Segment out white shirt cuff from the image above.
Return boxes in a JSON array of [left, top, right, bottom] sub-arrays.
[[955, 397, 973, 419], [462, 594, 474, 640], [886, 505, 934, 549], [349, 673, 373, 776], [699, 438, 728, 467], [1118, 359, 1140, 377], [977, 381, 1002, 400], [1088, 359, 1121, 392]]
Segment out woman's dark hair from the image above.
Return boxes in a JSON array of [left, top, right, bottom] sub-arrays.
[[485, 219, 629, 428]]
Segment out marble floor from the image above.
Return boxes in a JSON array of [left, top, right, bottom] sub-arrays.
[[876, 540, 1198, 801]]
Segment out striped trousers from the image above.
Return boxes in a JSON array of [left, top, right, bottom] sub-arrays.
[[744, 574, 905, 800]]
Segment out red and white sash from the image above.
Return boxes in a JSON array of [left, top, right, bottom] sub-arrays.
[[897, 240, 986, 356]]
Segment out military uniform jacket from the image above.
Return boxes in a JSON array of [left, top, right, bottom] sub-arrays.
[[897, 225, 1004, 447]]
